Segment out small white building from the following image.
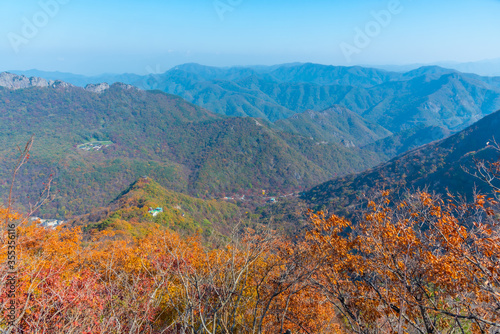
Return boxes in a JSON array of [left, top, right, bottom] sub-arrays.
[[148, 207, 164, 217], [31, 217, 65, 228]]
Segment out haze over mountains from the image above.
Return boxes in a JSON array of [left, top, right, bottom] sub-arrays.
[[373, 58, 500, 77], [9, 63, 500, 137], [2, 63, 500, 221]]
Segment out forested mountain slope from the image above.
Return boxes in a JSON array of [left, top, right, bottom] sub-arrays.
[[0, 79, 381, 218], [303, 108, 500, 214]]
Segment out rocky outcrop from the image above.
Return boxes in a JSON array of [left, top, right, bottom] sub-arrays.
[[50, 80, 73, 89], [84, 82, 139, 93], [0, 72, 140, 94], [340, 139, 356, 148], [0, 72, 47, 89], [84, 82, 110, 94], [0, 72, 74, 90]]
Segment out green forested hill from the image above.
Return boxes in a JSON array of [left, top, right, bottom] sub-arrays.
[[0, 83, 382, 218], [72, 177, 240, 238]]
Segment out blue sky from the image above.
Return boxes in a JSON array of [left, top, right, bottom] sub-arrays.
[[0, 0, 499, 75]]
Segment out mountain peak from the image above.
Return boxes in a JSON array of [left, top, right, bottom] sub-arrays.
[[403, 65, 456, 79], [0, 72, 74, 90], [84, 82, 110, 93]]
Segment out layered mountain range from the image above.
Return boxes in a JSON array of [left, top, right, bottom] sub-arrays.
[[12, 63, 500, 130], [2, 63, 500, 222], [9, 63, 500, 151], [0, 78, 380, 218]]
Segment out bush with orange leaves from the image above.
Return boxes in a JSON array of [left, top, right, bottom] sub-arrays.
[[306, 191, 500, 333], [1, 213, 341, 333]]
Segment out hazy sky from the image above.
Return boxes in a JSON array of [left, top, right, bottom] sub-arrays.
[[0, 0, 499, 75]]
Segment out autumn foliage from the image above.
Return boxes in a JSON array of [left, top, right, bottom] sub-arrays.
[[2, 189, 499, 333], [1, 211, 339, 333], [306, 192, 500, 333]]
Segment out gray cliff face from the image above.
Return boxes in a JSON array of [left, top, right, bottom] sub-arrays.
[[84, 82, 110, 94], [0, 72, 139, 95], [50, 80, 73, 89], [0, 72, 48, 89], [0, 72, 75, 90], [83, 82, 139, 94]]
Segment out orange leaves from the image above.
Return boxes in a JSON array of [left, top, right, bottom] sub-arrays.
[[3, 191, 500, 333], [305, 191, 500, 332], [476, 195, 486, 208], [0, 207, 22, 222], [3, 220, 342, 333]]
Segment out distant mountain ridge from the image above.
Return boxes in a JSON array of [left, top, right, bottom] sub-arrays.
[[372, 58, 500, 77], [0, 72, 138, 93], [0, 72, 74, 90], [5, 64, 500, 189], [10, 63, 500, 142], [4, 63, 500, 163]]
